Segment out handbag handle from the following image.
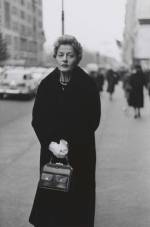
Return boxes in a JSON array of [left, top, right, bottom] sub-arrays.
[[49, 154, 70, 166]]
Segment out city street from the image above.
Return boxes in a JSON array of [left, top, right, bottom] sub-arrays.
[[1, 83, 150, 227]]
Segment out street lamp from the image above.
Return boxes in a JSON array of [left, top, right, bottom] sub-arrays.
[[61, 0, 65, 35]]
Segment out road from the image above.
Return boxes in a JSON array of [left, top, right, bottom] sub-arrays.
[[0, 84, 150, 227], [0, 98, 38, 227]]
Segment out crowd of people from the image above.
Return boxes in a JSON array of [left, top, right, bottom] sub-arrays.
[[88, 66, 119, 100], [89, 62, 150, 119]]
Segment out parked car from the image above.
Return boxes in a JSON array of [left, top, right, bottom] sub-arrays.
[[0, 68, 39, 99]]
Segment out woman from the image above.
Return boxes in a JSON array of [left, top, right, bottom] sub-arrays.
[[122, 71, 132, 112], [106, 69, 117, 100], [128, 64, 145, 118], [29, 35, 101, 227]]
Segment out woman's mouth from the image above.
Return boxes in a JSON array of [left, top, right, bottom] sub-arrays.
[[61, 64, 68, 67]]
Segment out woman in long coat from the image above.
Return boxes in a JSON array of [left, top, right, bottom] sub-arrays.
[[106, 69, 117, 100], [128, 65, 145, 118], [29, 35, 101, 227]]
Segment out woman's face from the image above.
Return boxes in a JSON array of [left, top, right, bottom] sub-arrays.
[[56, 44, 78, 72]]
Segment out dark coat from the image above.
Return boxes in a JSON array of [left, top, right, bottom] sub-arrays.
[[29, 66, 101, 227], [128, 71, 145, 108], [106, 69, 116, 94]]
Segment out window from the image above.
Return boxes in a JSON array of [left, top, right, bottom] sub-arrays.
[[12, 22, 18, 31], [20, 10, 25, 19], [20, 37, 27, 51], [28, 27, 32, 36], [28, 40, 37, 53], [27, 2, 31, 10], [21, 0, 24, 5], [38, 21, 42, 28], [14, 36, 19, 50], [38, 9, 42, 17], [32, 0, 36, 11], [12, 6, 18, 15], [27, 14, 32, 23], [21, 24, 25, 36]]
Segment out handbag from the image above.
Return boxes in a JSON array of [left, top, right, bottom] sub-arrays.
[[38, 156, 73, 192]]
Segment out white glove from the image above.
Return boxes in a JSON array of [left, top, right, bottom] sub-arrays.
[[49, 139, 68, 158]]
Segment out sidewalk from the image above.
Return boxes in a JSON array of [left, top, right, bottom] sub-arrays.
[[95, 84, 150, 227]]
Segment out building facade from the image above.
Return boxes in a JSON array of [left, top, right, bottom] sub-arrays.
[[123, 0, 150, 69], [0, 0, 45, 66]]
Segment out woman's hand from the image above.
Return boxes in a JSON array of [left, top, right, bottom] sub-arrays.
[[49, 139, 68, 159]]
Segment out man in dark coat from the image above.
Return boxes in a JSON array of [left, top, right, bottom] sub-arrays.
[[29, 35, 101, 227]]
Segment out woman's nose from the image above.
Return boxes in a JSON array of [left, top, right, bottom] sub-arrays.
[[62, 55, 67, 61]]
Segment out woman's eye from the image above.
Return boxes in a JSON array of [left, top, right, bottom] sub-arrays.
[[57, 53, 75, 58], [68, 54, 74, 58], [58, 54, 63, 57]]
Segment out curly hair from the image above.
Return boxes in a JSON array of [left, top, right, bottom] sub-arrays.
[[53, 34, 83, 64]]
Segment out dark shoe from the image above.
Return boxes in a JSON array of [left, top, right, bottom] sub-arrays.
[[134, 114, 138, 118], [138, 112, 141, 118]]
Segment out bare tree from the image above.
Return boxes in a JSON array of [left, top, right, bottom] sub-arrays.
[[0, 33, 9, 62]]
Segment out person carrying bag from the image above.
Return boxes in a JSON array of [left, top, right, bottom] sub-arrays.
[[29, 35, 101, 227]]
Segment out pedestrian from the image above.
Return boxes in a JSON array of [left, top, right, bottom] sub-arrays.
[[29, 34, 101, 227], [88, 69, 102, 93], [144, 70, 150, 98], [96, 67, 105, 94], [122, 70, 132, 112], [106, 68, 117, 100], [128, 64, 146, 118]]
